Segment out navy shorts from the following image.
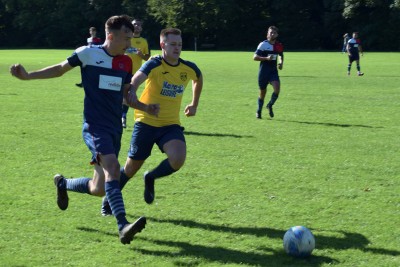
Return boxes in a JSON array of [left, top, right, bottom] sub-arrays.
[[82, 122, 122, 164], [349, 53, 360, 63], [258, 71, 280, 90], [128, 122, 185, 160]]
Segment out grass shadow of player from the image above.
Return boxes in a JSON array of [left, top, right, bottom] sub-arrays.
[[276, 119, 382, 129], [147, 217, 399, 257], [134, 236, 336, 266], [185, 130, 254, 138]]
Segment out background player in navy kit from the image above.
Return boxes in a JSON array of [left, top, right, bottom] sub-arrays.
[[9, 15, 159, 245], [87, 27, 102, 45], [76, 27, 103, 88], [254, 26, 284, 119], [346, 32, 364, 76], [342, 33, 350, 53]]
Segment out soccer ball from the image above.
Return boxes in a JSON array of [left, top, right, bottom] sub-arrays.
[[283, 226, 315, 257]]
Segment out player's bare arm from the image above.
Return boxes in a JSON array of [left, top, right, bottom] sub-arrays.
[[253, 54, 274, 62], [10, 60, 73, 80], [185, 74, 203, 117], [125, 71, 160, 116], [278, 54, 284, 70], [346, 44, 351, 56], [136, 49, 150, 61]]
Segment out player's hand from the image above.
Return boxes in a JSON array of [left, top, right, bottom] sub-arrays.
[[278, 63, 283, 70], [136, 49, 144, 57], [184, 105, 197, 117], [126, 89, 138, 107], [146, 104, 160, 117], [10, 64, 29, 80]]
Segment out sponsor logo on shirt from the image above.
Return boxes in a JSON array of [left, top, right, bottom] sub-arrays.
[[99, 75, 122, 91], [160, 81, 184, 98], [126, 47, 137, 53]]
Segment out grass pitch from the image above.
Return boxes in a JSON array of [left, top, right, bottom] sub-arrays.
[[0, 49, 399, 266]]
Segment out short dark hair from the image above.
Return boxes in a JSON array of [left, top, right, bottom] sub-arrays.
[[160, 28, 181, 41], [89, 27, 96, 31], [268, 26, 279, 33], [105, 15, 134, 33]]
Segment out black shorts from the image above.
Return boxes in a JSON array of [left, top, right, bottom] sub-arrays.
[[349, 53, 360, 63], [127, 122, 185, 160]]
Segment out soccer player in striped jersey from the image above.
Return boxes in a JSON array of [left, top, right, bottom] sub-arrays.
[[346, 32, 364, 76], [10, 15, 159, 244], [254, 26, 284, 119], [101, 28, 203, 214]]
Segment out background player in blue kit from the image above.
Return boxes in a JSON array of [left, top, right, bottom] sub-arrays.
[[10, 15, 159, 245], [346, 32, 364, 76], [253, 26, 284, 119], [342, 33, 350, 53], [76, 27, 103, 88]]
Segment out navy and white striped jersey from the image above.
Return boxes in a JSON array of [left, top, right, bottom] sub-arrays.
[[347, 38, 361, 54], [68, 45, 133, 133], [254, 40, 284, 72]]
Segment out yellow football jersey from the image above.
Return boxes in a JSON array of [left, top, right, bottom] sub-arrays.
[[126, 37, 150, 74], [135, 55, 202, 127]]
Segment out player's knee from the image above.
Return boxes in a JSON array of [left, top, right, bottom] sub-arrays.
[[90, 186, 105, 197], [169, 156, 185, 171]]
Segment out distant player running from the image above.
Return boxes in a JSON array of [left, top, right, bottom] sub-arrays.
[[254, 26, 284, 119], [347, 32, 364, 76]]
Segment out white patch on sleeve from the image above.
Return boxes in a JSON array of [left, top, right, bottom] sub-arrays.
[[99, 75, 122, 91]]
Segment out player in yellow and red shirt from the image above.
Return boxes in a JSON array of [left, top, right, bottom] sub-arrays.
[[101, 28, 203, 214], [254, 26, 284, 119]]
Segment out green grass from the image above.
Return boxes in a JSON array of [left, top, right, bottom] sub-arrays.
[[0, 49, 399, 267]]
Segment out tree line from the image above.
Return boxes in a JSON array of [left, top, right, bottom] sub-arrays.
[[1, 0, 399, 51]]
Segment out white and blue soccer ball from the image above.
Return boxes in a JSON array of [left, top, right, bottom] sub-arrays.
[[283, 226, 315, 257]]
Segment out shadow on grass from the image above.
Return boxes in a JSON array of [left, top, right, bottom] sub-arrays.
[[76, 226, 115, 237], [280, 75, 317, 78], [134, 236, 336, 266], [277, 119, 382, 129], [76, 218, 399, 265], [185, 131, 254, 138], [147, 217, 400, 257]]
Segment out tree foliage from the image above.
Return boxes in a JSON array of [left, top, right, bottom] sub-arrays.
[[0, 0, 399, 50]]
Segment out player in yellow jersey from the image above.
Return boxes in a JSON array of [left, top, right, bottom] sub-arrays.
[[122, 18, 151, 128], [101, 28, 203, 214]]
